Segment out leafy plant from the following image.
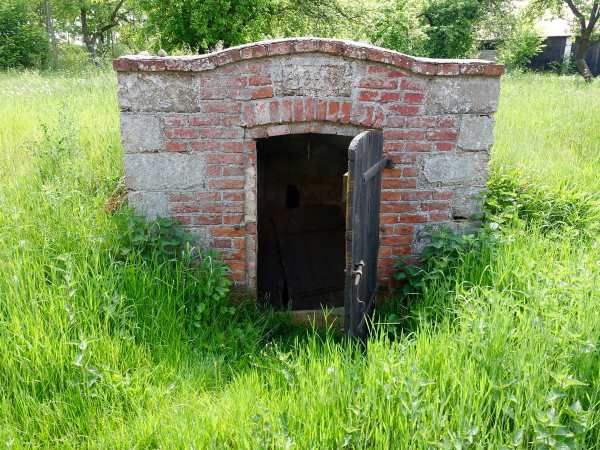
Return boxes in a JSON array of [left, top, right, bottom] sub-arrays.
[[393, 225, 498, 301], [134, 0, 273, 53], [485, 169, 600, 237], [32, 107, 80, 182], [0, 0, 49, 69], [420, 0, 483, 58], [116, 213, 235, 338], [496, 15, 545, 70], [189, 250, 232, 329], [119, 214, 196, 260], [366, 0, 428, 56]]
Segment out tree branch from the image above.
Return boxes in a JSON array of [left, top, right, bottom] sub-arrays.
[[564, 0, 587, 30], [108, 0, 126, 25], [91, 0, 126, 41], [587, 1, 599, 33]]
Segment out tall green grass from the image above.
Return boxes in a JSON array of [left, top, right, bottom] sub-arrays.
[[493, 73, 600, 193], [1, 71, 599, 448]]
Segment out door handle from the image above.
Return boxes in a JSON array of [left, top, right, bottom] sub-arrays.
[[352, 260, 365, 286]]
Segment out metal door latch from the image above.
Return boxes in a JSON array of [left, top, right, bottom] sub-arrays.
[[352, 260, 365, 286]]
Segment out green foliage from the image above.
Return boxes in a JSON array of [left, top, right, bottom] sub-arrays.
[[3, 71, 600, 447], [420, 0, 483, 58], [135, 0, 274, 53], [30, 106, 80, 181], [0, 0, 49, 69], [390, 165, 600, 330], [496, 16, 545, 69], [52, 0, 131, 56], [54, 43, 94, 73], [393, 225, 498, 302], [270, 0, 367, 40], [117, 214, 236, 341], [368, 0, 491, 58], [485, 169, 600, 236], [366, 0, 428, 56], [119, 215, 195, 260]]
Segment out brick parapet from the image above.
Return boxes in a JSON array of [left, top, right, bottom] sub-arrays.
[[114, 37, 504, 77]]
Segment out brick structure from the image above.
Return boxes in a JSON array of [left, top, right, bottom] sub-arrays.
[[113, 37, 503, 291]]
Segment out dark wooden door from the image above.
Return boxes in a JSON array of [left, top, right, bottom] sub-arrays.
[[345, 130, 386, 340]]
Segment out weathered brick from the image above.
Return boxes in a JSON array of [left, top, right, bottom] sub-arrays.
[[426, 130, 458, 141], [165, 140, 187, 152], [327, 101, 339, 121], [250, 86, 274, 99], [206, 153, 243, 164], [222, 141, 244, 153], [164, 128, 199, 139], [404, 92, 425, 104], [190, 140, 220, 151], [399, 214, 428, 223], [358, 78, 397, 89], [249, 75, 271, 86], [358, 90, 379, 101], [293, 98, 304, 121], [384, 130, 425, 141], [387, 104, 420, 116], [200, 101, 241, 113], [194, 214, 222, 225]]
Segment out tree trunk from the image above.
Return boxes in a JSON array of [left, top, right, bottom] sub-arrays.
[[575, 34, 594, 82], [44, 0, 57, 65], [80, 8, 96, 57]]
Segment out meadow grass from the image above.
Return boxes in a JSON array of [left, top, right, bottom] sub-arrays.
[[0, 71, 599, 448]]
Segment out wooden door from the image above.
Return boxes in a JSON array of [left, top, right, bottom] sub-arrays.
[[345, 130, 386, 340]]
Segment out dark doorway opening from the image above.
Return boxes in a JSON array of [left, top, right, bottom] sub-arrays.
[[257, 133, 352, 310]]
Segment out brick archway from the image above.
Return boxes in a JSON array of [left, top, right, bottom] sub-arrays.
[[115, 37, 503, 288]]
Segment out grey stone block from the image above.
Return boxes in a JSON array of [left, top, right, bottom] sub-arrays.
[[451, 186, 486, 219], [421, 153, 489, 186], [450, 220, 482, 236], [128, 191, 169, 219], [271, 54, 353, 97], [124, 153, 207, 191], [424, 77, 500, 114], [120, 113, 162, 153], [117, 72, 197, 112], [412, 219, 482, 255], [458, 115, 494, 151]]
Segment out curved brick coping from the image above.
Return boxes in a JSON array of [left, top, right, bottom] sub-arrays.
[[113, 37, 504, 77]]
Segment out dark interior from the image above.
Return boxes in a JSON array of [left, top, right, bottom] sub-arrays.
[[257, 133, 352, 310]]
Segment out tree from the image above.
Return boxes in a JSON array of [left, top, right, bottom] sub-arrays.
[[42, 0, 58, 65], [270, 0, 365, 40], [419, 0, 483, 58], [366, 0, 429, 56], [367, 0, 506, 59], [479, 2, 545, 70], [534, 0, 599, 80], [565, 0, 599, 80], [0, 0, 49, 69], [54, 0, 129, 57], [134, 0, 274, 53]]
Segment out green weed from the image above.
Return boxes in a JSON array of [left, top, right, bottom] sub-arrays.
[[1, 71, 600, 448]]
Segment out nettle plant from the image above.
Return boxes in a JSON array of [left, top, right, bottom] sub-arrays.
[[393, 169, 600, 301], [393, 225, 498, 300], [119, 214, 231, 330]]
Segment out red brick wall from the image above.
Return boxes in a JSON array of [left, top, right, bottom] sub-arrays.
[[115, 38, 503, 288]]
